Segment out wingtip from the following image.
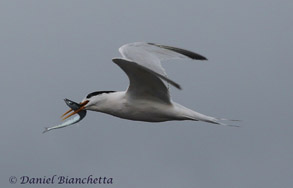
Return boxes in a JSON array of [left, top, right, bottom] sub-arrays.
[[177, 84, 182, 90], [112, 57, 122, 64], [200, 56, 208, 61], [147, 42, 208, 61], [190, 53, 208, 61]]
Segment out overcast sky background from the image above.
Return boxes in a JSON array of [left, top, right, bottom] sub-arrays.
[[0, 0, 292, 187]]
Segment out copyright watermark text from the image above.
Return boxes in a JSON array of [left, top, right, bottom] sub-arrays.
[[9, 175, 113, 185]]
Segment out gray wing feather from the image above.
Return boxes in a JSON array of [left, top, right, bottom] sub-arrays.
[[112, 58, 182, 104], [118, 42, 207, 90], [147, 43, 207, 60], [119, 42, 207, 76]]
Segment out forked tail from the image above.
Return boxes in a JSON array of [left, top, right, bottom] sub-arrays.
[[176, 103, 240, 127], [201, 117, 240, 127]]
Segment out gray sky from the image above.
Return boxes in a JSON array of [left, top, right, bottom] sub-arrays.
[[0, 0, 292, 187]]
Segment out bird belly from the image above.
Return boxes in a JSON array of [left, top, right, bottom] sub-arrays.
[[103, 100, 182, 122]]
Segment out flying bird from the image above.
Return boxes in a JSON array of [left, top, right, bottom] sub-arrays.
[[54, 42, 237, 132]]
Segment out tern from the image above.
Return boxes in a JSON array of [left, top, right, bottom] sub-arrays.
[[60, 42, 237, 127]]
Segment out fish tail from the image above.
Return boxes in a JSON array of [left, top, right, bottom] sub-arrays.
[[42, 127, 50, 134]]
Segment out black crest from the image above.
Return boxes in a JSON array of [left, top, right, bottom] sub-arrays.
[[86, 91, 116, 99]]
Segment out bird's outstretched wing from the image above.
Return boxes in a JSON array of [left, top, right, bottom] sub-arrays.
[[118, 42, 207, 77], [112, 58, 181, 104]]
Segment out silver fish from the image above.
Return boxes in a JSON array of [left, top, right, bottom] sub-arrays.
[[43, 99, 87, 133]]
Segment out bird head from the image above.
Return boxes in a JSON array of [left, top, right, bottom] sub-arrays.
[[61, 91, 116, 120]]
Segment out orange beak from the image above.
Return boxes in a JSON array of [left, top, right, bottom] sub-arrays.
[[61, 100, 89, 121]]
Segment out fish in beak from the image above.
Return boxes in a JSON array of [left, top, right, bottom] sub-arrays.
[[61, 99, 89, 120], [43, 99, 89, 133]]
